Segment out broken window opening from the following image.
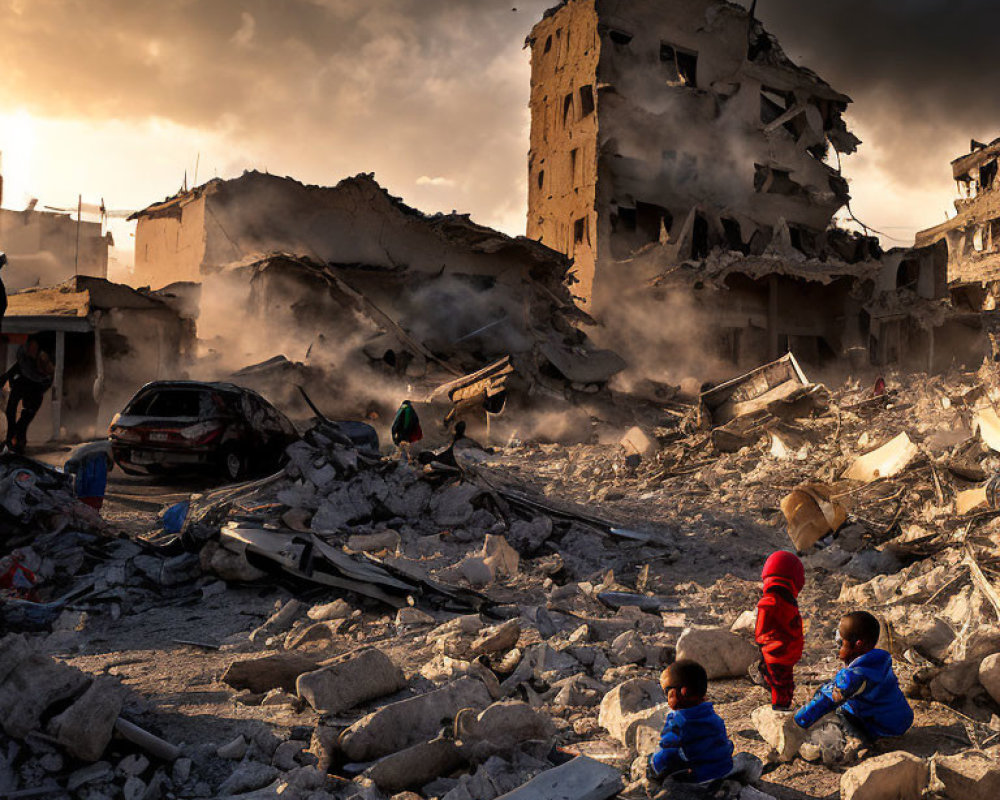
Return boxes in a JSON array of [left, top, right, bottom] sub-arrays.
[[570, 148, 580, 185], [981, 160, 998, 193], [896, 260, 920, 290], [807, 142, 830, 162], [562, 93, 574, 126], [609, 29, 633, 46], [573, 217, 588, 245], [721, 218, 744, 252], [543, 35, 553, 54], [788, 225, 818, 256], [660, 42, 698, 87], [615, 206, 637, 232], [692, 213, 710, 260], [537, 170, 545, 191], [760, 87, 791, 125], [636, 202, 672, 243], [579, 85, 595, 117], [973, 225, 987, 253], [754, 164, 804, 196]]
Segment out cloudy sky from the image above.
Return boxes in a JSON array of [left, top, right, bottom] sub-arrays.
[[0, 0, 995, 270]]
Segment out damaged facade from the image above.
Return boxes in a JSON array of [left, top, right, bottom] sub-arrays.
[[4, 277, 194, 442], [130, 172, 623, 429], [916, 137, 1000, 311], [526, 0, 959, 371]]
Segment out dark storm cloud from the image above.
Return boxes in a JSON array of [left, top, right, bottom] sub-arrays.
[[756, 0, 1000, 188]]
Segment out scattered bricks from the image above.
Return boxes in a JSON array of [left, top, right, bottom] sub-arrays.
[[296, 648, 406, 714], [366, 738, 464, 793], [0, 655, 90, 739], [841, 752, 929, 800], [222, 652, 321, 694], [49, 676, 123, 762], [675, 627, 759, 679], [598, 678, 669, 750], [470, 620, 521, 657], [339, 677, 493, 762], [934, 752, 1000, 800]]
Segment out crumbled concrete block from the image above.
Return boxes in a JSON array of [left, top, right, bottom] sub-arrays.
[[217, 735, 248, 760], [455, 701, 555, 762], [492, 755, 622, 800], [979, 652, 1000, 704], [366, 738, 464, 793], [49, 676, 123, 762], [397, 607, 436, 626], [621, 427, 658, 459], [841, 752, 928, 800], [250, 599, 305, 643], [934, 751, 1000, 800], [218, 762, 280, 795], [0, 655, 90, 739], [598, 678, 668, 750], [348, 530, 401, 553], [676, 627, 759, 679], [483, 534, 519, 579], [470, 620, 520, 657], [296, 648, 406, 714], [340, 677, 493, 761], [750, 706, 805, 763], [307, 598, 353, 621], [222, 652, 321, 694]]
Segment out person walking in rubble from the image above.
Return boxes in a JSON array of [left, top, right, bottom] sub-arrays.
[[391, 399, 423, 462], [0, 252, 8, 335], [1, 337, 54, 454]]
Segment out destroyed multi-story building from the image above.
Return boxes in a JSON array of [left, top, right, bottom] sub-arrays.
[[916, 137, 1000, 311], [524, 0, 962, 371]]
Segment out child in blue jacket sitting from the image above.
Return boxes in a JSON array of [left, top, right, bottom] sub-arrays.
[[647, 659, 734, 784], [794, 611, 913, 741]]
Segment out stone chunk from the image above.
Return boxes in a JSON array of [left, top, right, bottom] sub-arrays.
[[750, 705, 805, 763], [218, 762, 279, 795], [455, 701, 555, 762], [0, 633, 32, 684], [935, 752, 1000, 800], [841, 752, 928, 800], [676, 628, 758, 679], [250, 599, 305, 643], [483, 534, 519, 579], [296, 648, 406, 714], [366, 738, 464, 793], [222, 652, 321, 694], [470, 620, 520, 658], [0, 655, 90, 739], [49, 676, 123, 762], [492, 755, 622, 800], [979, 652, 1000, 704], [621, 427, 658, 459], [598, 678, 669, 751], [348, 530, 401, 553], [307, 598, 353, 621], [340, 677, 493, 761]]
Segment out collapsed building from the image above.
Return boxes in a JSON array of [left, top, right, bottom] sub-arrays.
[[526, 0, 968, 373], [916, 137, 1000, 312], [4, 277, 194, 442], [129, 172, 624, 433]]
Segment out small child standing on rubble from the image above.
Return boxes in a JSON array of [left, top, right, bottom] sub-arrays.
[[646, 660, 735, 785], [753, 551, 805, 710], [64, 440, 114, 513], [794, 611, 913, 743], [391, 400, 423, 462]]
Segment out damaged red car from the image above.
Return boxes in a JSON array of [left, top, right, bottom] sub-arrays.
[[109, 381, 299, 481]]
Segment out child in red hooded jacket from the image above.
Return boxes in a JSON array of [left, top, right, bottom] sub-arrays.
[[754, 551, 805, 710]]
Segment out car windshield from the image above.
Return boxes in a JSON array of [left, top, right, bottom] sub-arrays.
[[127, 389, 224, 419]]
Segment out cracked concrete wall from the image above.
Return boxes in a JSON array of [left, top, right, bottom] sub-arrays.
[[527, 0, 858, 312], [917, 141, 1000, 288]]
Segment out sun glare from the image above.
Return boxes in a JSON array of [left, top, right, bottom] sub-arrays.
[[0, 109, 38, 208]]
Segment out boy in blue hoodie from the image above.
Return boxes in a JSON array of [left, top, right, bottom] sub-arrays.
[[794, 611, 913, 741], [647, 659, 735, 784]]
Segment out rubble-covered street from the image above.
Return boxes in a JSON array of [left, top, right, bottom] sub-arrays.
[[1, 363, 999, 800]]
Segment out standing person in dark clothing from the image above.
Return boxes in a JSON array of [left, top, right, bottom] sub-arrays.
[[391, 399, 422, 463], [1, 338, 54, 454], [0, 252, 8, 334]]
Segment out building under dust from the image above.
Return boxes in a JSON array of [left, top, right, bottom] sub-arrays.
[[525, 0, 965, 372]]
